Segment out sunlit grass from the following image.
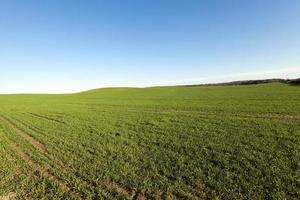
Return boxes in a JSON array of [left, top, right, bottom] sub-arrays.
[[0, 83, 299, 199]]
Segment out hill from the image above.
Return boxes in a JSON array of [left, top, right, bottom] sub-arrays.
[[0, 83, 299, 199]]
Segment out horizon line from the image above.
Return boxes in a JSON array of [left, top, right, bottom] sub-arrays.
[[1, 67, 299, 94], [0, 77, 298, 95]]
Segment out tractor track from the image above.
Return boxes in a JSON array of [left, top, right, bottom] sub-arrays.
[[0, 116, 146, 200]]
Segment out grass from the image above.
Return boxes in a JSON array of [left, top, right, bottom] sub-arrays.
[[0, 82, 299, 199]]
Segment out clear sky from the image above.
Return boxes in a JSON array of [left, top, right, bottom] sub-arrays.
[[0, 0, 300, 93]]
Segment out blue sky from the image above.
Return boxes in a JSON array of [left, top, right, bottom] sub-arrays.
[[0, 0, 300, 93]]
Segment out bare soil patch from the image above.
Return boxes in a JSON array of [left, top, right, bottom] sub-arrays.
[[0, 192, 16, 200], [99, 179, 145, 200]]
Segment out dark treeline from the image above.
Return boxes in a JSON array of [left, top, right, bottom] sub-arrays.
[[185, 78, 300, 87]]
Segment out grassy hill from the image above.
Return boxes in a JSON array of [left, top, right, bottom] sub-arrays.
[[0, 83, 299, 199]]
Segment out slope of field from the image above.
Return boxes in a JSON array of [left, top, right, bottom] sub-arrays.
[[0, 83, 299, 199]]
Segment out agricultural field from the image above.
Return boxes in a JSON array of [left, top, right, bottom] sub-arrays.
[[0, 83, 299, 199]]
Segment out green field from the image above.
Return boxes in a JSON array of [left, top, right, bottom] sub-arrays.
[[0, 83, 299, 199]]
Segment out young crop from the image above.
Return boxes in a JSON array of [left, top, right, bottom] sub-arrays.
[[0, 83, 299, 199]]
